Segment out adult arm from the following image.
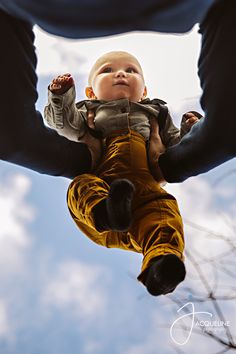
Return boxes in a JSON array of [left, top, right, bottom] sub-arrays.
[[159, 0, 236, 183], [0, 10, 92, 179], [148, 111, 201, 183], [0, 0, 214, 38]]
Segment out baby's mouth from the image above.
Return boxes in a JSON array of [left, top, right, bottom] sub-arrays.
[[113, 81, 129, 86]]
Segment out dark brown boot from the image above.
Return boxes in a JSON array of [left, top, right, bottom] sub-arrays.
[[143, 254, 186, 296], [93, 178, 135, 232]]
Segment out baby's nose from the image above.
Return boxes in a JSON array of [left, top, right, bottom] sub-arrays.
[[115, 70, 127, 77]]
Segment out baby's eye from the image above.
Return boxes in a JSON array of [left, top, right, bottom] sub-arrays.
[[126, 67, 137, 73], [101, 67, 112, 73]]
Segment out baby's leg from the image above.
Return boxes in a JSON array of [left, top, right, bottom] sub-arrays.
[[67, 173, 139, 250], [129, 191, 185, 295], [94, 178, 135, 232], [67, 174, 135, 233]]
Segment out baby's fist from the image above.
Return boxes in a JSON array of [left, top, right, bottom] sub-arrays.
[[181, 111, 203, 137], [183, 111, 202, 127], [49, 73, 74, 95]]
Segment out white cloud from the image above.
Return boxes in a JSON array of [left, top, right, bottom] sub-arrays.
[[0, 299, 11, 339], [42, 260, 110, 325], [164, 177, 235, 259], [0, 173, 35, 272], [83, 339, 104, 354]]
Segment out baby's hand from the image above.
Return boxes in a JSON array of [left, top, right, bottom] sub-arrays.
[[49, 73, 74, 95], [183, 112, 200, 128]]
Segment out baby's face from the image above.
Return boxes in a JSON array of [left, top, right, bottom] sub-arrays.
[[87, 53, 147, 102]]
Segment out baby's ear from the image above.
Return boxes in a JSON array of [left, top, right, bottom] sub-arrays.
[[85, 87, 96, 99], [142, 86, 147, 99]]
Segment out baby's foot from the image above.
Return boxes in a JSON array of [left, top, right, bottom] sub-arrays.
[[93, 179, 135, 232], [143, 254, 186, 296], [107, 179, 135, 231]]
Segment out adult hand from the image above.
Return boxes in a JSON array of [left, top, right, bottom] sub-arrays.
[[148, 117, 167, 185], [80, 110, 103, 171]]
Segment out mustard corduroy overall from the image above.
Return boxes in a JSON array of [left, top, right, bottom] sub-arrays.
[[67, 129, 184, 283]]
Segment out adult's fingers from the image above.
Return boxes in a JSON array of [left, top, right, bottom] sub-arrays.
[[87, 110, 95, 128]]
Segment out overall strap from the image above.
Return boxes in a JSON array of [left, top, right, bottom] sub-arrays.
[[157, 103, 169, 132], [143, 98, 169, 133]]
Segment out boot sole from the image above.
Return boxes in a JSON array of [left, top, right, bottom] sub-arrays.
[[145, 254, 186, 296], [107, 179, 135, 231]]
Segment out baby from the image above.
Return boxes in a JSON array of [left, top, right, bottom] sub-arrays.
[[44, 51, 201, 296]]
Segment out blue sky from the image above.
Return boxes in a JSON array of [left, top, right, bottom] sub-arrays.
[[0, 26, 236, 354]]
